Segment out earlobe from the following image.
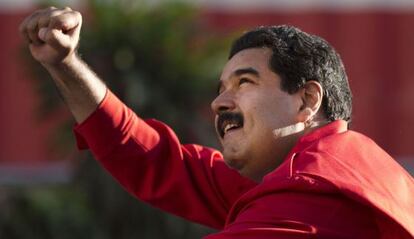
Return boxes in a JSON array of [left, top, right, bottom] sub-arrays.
[[297, 81, 323, 123], [302, 108, 313, 118], [297, 107, 314, 123]]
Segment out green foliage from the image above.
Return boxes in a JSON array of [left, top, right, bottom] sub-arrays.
[[0, 186, 93, 239], [81, 0, 230, 143], [10, 0, 233, 238]]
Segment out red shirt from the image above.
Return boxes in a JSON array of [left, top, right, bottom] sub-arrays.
[[75, 90, 414, 238]]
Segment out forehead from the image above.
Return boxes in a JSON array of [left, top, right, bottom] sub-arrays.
[[220, 48, 273, 80]]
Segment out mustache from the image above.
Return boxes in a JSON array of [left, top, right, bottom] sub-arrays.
[[216, 112, 244, 138]]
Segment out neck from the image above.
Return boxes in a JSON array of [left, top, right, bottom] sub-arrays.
[[273, 119, 329, 140]]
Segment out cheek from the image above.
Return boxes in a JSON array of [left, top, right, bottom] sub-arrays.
[[254, 96, 298, 129], [238, 88, 299, 128]]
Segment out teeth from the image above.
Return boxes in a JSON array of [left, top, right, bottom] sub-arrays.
[[224, 123, 239, 134]]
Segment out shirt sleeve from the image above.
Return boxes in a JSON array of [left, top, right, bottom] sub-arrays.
[[73, 90, 256, 229]]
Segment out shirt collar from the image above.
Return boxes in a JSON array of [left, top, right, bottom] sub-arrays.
[[262, 120, 349, 182], [291, 120, 348, 153]]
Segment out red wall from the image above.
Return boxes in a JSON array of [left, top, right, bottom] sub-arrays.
[[0, 12, 66, 164], [1, 9, 413, 165]]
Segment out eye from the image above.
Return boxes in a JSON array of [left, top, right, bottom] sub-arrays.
[[239, 77, 252, 86]]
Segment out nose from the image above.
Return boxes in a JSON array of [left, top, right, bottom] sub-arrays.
[[211, 91, 236, 114]]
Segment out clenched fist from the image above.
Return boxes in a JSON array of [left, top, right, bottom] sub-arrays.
[[19, 6, 82, 65]]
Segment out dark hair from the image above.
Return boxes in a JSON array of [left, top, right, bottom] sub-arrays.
[[229, 25, 352, 123]]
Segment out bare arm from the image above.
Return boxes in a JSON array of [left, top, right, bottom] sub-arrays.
[[19, 6, 106, 123]]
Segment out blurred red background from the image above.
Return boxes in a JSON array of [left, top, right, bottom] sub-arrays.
[[1, 2, 413, 181]]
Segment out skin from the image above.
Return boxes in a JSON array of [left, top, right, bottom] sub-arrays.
[[20, 7, 325, 182], [19, 6, 106, 123], [212, 48, 325, 181]]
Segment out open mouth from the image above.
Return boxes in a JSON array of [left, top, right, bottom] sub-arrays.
[[217, 112, 244, 138]]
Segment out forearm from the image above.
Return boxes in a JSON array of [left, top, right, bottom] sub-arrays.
[[43, 54, 107, 123], [20, 7, 104, 123]]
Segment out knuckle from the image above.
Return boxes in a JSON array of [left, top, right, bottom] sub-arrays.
[[20, 17, 31, 31], [32, 9, 45, 18], [38, 16, 49, 27], [33, 9, 43, 15], [49, 10, 62, 19], [74, 11, 82, 19], [51, 15, 64, 23], [27, 21, 37, 31], [26, 17, 38, 30], [49, 17, 60, 27]]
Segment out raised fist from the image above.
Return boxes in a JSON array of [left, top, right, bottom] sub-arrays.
[[19, 6, 82, 65]]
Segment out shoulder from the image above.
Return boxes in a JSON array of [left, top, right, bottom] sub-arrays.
[[293, 129, 395, 175]]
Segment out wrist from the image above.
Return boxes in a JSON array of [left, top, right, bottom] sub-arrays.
[[42, 52, 80, 71]]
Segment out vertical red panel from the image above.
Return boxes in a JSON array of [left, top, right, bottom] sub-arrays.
[[0, 12, 62, 164]]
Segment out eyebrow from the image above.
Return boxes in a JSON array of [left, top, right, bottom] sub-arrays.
[[233, 67, 260, 77], [216, 67, 260, 95]]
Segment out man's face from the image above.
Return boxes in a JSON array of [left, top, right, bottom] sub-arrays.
[[211, 48, 302, 181]]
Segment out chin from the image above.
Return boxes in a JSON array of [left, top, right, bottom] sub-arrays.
[[223, 155, 255, 178], [223, 153, 244, 171]]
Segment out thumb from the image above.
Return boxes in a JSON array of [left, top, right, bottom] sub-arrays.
[[38, 27, 48, 41], [40, 27, 73, 50]]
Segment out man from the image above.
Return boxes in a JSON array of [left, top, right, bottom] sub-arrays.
[[20, 7, 414, 238]]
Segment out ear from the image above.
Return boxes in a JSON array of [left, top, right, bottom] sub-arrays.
[[297, 80, 323, 123]]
